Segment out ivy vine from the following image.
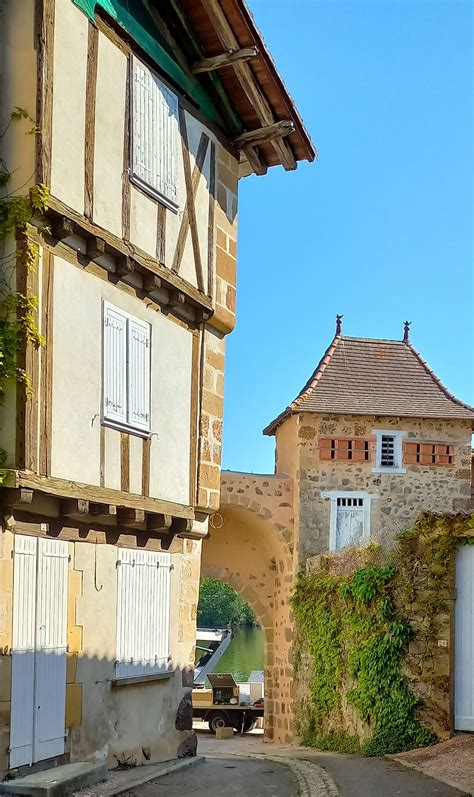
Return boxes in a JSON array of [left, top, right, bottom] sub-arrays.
[[0, 108, 49, 481], [292, 512, 473, 756]]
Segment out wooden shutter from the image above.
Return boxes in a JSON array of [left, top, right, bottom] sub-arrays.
[[455, 545, 474, 730], [34, 538, 68, 762], [132, 55, 179, 208], [103, 303, 128, 426], [10, 535, 37, 768], [128, 318, 151, 432], [116, 549, 171, 679]]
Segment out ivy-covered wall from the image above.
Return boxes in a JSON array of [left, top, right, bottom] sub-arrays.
[[292, 512, 474, 756]]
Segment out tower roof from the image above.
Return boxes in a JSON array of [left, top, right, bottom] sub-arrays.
[[263, 329, 474, 435]]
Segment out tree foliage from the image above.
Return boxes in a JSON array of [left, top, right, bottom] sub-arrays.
[[197, 578, 257, 628]]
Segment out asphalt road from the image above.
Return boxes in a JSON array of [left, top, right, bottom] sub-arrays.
[[120, 753, 465, 797], [122, 757, 299, 796], [311, 751, 465, 797]]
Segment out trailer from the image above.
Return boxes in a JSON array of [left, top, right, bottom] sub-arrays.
[[192, 673, 264, 734]]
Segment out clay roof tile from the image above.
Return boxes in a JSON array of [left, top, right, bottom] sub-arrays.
[[263, 335, 474, 435]]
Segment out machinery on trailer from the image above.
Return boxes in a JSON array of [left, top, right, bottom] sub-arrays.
[[194, 628, 233, 685], [192, 673, 264, 734]]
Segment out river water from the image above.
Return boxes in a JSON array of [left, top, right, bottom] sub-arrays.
[[210, 626, 264, 682]]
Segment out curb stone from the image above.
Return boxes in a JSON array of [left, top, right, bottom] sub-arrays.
[[72, 756, 206, 797], [224, 753, 339, 796], [387, 755, 473, 796]]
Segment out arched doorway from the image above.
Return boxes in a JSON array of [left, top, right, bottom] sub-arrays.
[[201, 474, 295, 743]]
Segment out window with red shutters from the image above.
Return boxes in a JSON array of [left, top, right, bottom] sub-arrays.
[[403, 442, 455, 466], [319, 438, 370, 463]]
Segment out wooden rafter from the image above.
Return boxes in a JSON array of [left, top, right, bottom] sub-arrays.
[[233, 120, 294, 150], [192, 47, 258, 73], [241, 146, 267, 176], [199, 0, 296, 171]]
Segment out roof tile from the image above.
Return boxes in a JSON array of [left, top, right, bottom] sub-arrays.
[[263, 336, 474, 435]]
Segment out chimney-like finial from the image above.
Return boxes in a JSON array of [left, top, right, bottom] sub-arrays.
[[335, 314, 343, 336], [403, 320, 411, 342]]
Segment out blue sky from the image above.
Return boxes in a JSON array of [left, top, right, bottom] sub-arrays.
[[221, 0, 473, 475]]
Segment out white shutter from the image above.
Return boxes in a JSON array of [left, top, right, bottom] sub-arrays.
[[34, 538, 68, 762], [128, 318, 151, 432], [103, 302, 128, 426], [10, 535, 37, 768], [116, 549, 171, 679], [132, 55, 179, 208], [455, 545, 474, 730]]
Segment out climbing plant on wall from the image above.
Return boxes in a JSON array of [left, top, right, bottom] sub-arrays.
[[0, 108, 49, 481], [292, 512, 473, 756]]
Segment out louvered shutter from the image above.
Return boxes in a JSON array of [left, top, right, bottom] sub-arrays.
[[34, 538, 68, 762], [132, 55, 179, 208], [116, 549, 171, 679], [10, 535, 37, 767], [103, 303, 128, 426], [128, 318, 151, 432]]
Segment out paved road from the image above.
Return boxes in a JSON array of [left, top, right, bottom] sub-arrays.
[[121, 753, 464, 797], [122, 757, 299, 796], [310, 751, 465, 797]]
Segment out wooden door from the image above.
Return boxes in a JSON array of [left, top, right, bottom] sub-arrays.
[[336, 498, 364, 549]]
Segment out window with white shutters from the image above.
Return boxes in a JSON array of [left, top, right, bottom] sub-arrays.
[[372, 430, 405, 473], [131, 55, 179, 209], [116, 549, 171, 679], [102, 302, 151, 434]]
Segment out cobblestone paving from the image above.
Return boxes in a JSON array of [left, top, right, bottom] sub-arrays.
[[271, 756, 339, 797]]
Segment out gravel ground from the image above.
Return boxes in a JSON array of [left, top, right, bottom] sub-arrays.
[[395, 734, 474, 794]]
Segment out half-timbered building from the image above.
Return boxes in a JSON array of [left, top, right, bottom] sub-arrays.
[[0, 0, 314, 775]]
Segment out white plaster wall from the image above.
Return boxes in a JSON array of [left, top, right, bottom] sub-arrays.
[[104, 427, 121, 492], [51, 257, 102, 484], [0, 0, 37, 197], [163, 112, 211, 292], [93, 33, 127, 236], [129, 435, 142, 495], [72, 540, 192, 764], [129, 186, 158, 258], [50, 0, 88, 212], [50, 258, 192, 504], [148, 316, 192, 504]]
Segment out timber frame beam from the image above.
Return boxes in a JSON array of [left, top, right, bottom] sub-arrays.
[[30, 199, 214, 326], [233, 120, 294, 150], [199, 0, 297, 172], [1, 475, 209, 540], [192, 47, 258, 73]]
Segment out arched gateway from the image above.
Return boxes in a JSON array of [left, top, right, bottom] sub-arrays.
[[201, 322, 473, 747], [200, 471, 296, 742]]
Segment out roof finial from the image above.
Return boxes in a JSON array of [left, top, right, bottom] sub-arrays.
[[403, 320, 411, 342], [335, 314, 343, 336]]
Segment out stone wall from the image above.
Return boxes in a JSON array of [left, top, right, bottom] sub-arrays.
[[196, 145, 238, 513], [294, 514, 474, 747], [275, 413, 472, 564], [207, 472, 295, 742]]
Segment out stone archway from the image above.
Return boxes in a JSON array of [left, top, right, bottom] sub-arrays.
[[200, 472, 296, 742]]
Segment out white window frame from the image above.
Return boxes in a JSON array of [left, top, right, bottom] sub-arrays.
[[102, 301, 151, 436], [115, 549, 172, 680], [130, 54, 180, 212], [372, 429, 406, 473], [321, 491, 378, 551]]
